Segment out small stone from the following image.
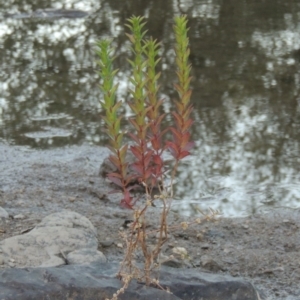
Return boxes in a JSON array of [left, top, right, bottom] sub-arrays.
[[39, 256, 65, 268], [16, 200, 25, 206], [99, 239, 114, 248], [172, 247, 188, 259], [196, 233, 204, 241], [9, 258, 15, 263], [242, 224, 249, 229], [8, 262, 15, 268], [201, 255, 224, 272], [161, 258, 183, 268], [13, 214, 25, 220], [66, 248, 106, 265], [0, 207, 9, 219], [223, 247, 232, 254], [116, 243, 123, 249], [68, 197, 76, 202], [222, 257, 236, 264], [201, 243, 210, 249]]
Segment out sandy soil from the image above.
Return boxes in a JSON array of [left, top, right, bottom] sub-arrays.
[[1, 142, 299, 300]]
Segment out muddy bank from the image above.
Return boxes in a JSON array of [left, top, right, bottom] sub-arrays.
[[0, 142, 300, 299]]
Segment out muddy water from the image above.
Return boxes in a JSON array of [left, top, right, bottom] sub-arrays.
[[1, 0, 300, 217]]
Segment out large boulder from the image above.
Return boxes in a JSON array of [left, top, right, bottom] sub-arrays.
[[0, 211, 105, 268], [0, 261, 260, 300]]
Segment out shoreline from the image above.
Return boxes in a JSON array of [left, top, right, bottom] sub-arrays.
[[1, 143, 299, 299]]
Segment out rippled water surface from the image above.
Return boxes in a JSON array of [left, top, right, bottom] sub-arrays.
[[1, 0, 300, 217]]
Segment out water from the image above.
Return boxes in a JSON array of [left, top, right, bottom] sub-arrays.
[[1, 0, 300, 217]]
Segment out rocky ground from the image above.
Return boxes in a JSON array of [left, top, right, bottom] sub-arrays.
[[1, 142, 300, 299]]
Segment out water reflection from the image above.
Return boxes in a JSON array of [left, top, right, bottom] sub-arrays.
[[1, 0, 300, 216]]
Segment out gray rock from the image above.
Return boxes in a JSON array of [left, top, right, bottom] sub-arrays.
[[66, 248, 106, 265], [0, 207, 9, 219], [13, 213, 25, 220], [201, 254, 224, 272], [161, 258, 183, 268], [39, 256, 65, 268], [0, 262, 260, 300], [0, 211, 102, 268], [99, 239, 114, 247]]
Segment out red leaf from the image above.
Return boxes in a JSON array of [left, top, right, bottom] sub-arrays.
[[174, 83, 184, 96], [144, 151, 153, 168], [145, 168, 153, 180], [129, 118, 140, 131], [178, 151, 190, 160], [120, 198, 133, 209], [182, 105, 193, 121], [161, 127, 169, 137], [174, 100, 185, 113], [181, 131, 191, 147], [154, 113, 166, 128], [130, 145, 143, 161], [128, 132, 140, 144], [119, 144, 128, 163], [182, 141, 195, 152], [107, 176, 123, 187], [107, 172, 122, 179], [153, 154, 163, 166], [181, 90, 192, 105], [182, 119, 194, 132], [131, 163, 144, 175], [171, 112, 183, 127], [166, 141, 180, 158], [169, 127, 182, 144], [124, 175, 137, 186], [120, 190, 137, 209], [109, 155, 121, 169], [151, 136, 160, 151], [107, 146, 117, 155]]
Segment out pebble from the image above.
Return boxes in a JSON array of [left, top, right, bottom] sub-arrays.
[[196, 233, 203, 241], [172, 247, 188, 258], [66, 249, 106, 265], [201, 243, 210, 249], [99, 239, 114, 248], [0, 207, 9, 219], [161, 258, 182, 268], [14, 214, 25, 220], [201, 255, 224, 272]]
